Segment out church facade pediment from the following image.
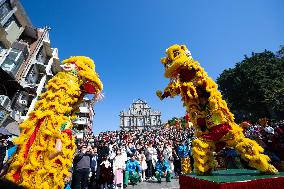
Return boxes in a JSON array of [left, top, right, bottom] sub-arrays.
[[120, 99, 162, 130]]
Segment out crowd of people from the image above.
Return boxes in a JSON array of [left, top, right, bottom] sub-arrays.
[[71, 120, 284, 189], [242, 120, 284, 168], [1, 120, 284, 189], [213, 120, 284, 170], [71, 126, 194, 189]]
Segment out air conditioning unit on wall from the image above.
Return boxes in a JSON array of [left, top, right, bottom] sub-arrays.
[[19, 99, 28, 106]]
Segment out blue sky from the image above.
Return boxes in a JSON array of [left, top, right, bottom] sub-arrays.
[[21, 0, 284, 134]]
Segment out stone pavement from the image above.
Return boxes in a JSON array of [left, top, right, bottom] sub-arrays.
[[125, 178, 180, 189]]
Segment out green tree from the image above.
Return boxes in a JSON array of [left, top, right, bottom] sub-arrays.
[[217, 46, 284, 122]]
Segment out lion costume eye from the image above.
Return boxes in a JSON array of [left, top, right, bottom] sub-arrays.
[[61, 62, 77, 71], [173, 50, 180, 58]]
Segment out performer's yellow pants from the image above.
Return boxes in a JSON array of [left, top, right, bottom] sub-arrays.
[[181, 157, 191, 174]]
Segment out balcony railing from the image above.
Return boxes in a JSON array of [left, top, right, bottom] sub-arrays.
[[0, 55, 23, 76], [0, 42, 28, 77], [79, 106, 90, 114], [73, 117, 89, 125], [76, 132, 84, 139]]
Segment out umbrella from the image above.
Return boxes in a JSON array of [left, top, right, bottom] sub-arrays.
[[0, 127, 13, 136]]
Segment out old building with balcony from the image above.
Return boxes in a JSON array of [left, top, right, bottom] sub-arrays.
[[73, 97, 95, 144], [0, 0, 61, 135]]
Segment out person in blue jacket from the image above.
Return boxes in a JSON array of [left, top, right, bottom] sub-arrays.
[[123, 154, 141, 187], [177, 140, 191, 174], [155, 154, 171, 183]]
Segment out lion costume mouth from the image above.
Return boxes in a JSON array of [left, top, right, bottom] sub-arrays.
[[179, 67, 197, 82], [164, 60, 198, 83]]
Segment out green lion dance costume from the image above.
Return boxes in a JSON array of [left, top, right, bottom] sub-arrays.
[[157, 44, 278, 175], [5, 56, 103, 188]]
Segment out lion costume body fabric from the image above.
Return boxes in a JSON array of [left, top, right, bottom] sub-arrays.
[[5, 56, 103, 188], [157, 44, 278, 175]]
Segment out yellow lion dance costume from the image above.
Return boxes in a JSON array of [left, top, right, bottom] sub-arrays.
[[4, 56, 103, 188], [157, 44, 278, 175]]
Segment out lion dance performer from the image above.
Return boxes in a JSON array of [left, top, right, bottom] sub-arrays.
[[156, 44, 278, 175], [4, 56, 103, 188]]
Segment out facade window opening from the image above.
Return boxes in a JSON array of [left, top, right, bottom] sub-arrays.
[[25, 65, 38, 85], [3, 15, 21, 28], [0, 1, 12, 22], [36, 46, 50, 65], [1, 48, 25, 76]]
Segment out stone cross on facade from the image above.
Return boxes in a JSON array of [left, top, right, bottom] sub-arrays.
[[119, 99, 162, 130]]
